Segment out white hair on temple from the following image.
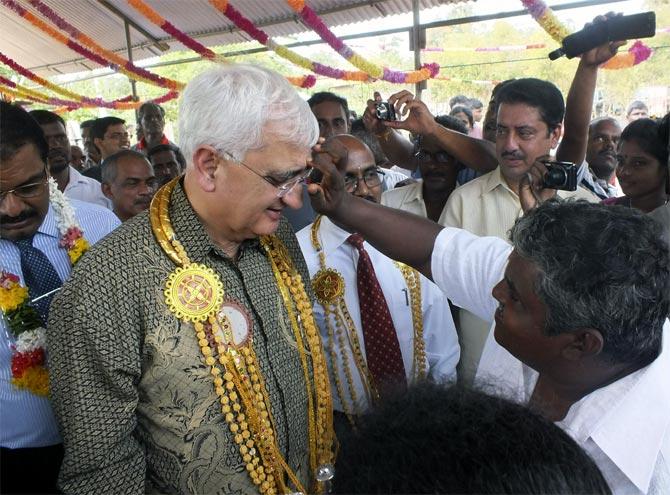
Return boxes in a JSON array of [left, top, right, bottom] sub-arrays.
[[178, 64, 319, 165]]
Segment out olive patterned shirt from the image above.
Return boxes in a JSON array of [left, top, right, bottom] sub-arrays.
[[48, 183, 315, 494]]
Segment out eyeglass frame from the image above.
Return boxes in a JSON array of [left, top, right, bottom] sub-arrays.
[[0, 166, 49, 203], [218, 151, 313, 198], [412, 135, 454, 164], [343, 166, 386, 193]]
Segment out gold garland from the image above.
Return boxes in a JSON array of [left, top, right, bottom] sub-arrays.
[[150, 178, 335, 494], [310, 215, 427, 425]]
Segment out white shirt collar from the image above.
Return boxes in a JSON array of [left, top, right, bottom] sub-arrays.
[[36, 205, 60, 239], [317, 216, 359, 255]]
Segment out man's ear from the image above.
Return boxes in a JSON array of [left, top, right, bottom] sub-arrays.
[[191, 146, 219, 193], [560, 328, 604, 361], [549, 123, 562, 150], [101, 182, 113, 200]]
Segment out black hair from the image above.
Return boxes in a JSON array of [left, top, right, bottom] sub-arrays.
[[334, 382, 612, 494], [307, 91, 349, 118], [449, 105, 474, 128], [147, 143, 186, 170], [627, 100, 648, 116], [28, 109, 67, 128], [449, 94, 470, 108], [1, 102, 49, 162], [469, 97, 484, 109], [91, 116, 126, 141], [620, 117, 669, 167], [496, 78, 565, 132], [80, 119, 96, 130], [511, 199, 669, 366], [137, 101, 165, 123], [434, 114, 468, 135]]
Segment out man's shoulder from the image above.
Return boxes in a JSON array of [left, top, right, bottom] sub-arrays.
[[451, 170, 496, 198], [381, 181, 420, 204], [81, 211, 152, 262], [71, 199, 119, 230]]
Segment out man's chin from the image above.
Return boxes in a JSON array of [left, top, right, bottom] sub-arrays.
[[49, 161, 69, 174], [0, 220, 40, 241]]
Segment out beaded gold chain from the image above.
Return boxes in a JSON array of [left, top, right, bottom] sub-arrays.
[[310, 215, 427, 425], [150, 179, 335, 494]]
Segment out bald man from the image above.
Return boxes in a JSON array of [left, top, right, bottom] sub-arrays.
[[296, 135, 460, 432]]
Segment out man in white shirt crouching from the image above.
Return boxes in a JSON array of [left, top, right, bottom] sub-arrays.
[[308, 148, 670, 495]]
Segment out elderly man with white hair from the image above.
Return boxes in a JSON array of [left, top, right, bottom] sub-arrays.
[[47, 65, 336, 495]]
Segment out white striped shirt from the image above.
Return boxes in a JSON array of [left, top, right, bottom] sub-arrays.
[[0, 199, 120, 448]]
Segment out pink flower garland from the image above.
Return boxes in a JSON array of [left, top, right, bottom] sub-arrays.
[[286, 0, 440, 83]]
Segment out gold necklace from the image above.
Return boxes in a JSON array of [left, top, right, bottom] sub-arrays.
[[150, 179, 335, 494], [310, 215, 427, 425]]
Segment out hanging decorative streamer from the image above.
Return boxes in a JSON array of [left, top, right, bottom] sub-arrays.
[[434, 76, 497, 85], [125, 0, 315, 88], [285, 0, 440, 83], [520, 0, 653, 70], [423, 43, 547, 52], [0, 52, 157, 108], [1, 0, 183, 90], [207, 0, 369, 82], [0, 74, 179, 111]]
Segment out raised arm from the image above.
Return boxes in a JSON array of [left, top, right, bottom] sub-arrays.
[[363, 90, 497, 173], [556, 14, 626, 164]]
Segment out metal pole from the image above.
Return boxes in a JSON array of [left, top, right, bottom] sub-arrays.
[[412, 0, 422, 98], [124, 19, 139, 108]]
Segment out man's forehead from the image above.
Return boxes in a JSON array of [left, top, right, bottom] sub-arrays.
[[312, 101, 346, 119], [497, 102, 543, 123], [40, 121, 66, 135], [1, 144, 45, 186], [152, 150, 177, 163], [106, 123, 127, 133]]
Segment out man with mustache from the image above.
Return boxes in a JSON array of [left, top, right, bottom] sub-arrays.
[[0, 102, 120, 494], [580, 117, 622, 199], [296, 134, 459, 430], [131, 102, 177, 155], [381, 115, 468, 223], [101, 150, 158, 222], [29, 110, 111, 209]]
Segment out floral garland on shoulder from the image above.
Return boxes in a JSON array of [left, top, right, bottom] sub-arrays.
[[0, 178, 89, 396]]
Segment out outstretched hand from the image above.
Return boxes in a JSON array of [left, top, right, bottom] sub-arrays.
[[307, 139, 349, 218]]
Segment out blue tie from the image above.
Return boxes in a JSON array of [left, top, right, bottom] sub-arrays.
[[13, 237, 62, 326]]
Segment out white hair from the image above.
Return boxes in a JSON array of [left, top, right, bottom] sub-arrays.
[[178, 64, 319, 164]]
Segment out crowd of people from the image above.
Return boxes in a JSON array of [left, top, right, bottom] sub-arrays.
[[1, 17, 669, 495]]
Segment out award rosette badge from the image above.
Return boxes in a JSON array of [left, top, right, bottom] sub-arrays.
[[312, 268, 345, 306], [164, 263, 224, 322]]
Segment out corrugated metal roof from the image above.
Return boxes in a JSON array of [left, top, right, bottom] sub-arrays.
[[0, 0, 469, 77]]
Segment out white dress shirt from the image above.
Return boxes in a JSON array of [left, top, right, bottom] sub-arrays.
[[0, 200, 120, 448], [381, 181, 436, 219], [297, 216, 460, 413], [64, 165, 112, 209], [431, 226, 670, 495]]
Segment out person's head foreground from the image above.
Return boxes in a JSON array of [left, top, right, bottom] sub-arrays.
[[334, 381, 611, 494]]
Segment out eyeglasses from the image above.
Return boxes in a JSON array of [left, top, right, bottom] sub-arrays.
[[219, 152, 313, 198], [0, 169, 48, 203], [343, 167, 385, 193], [104, 132, 130, 141], [413, 136, 453, 164]]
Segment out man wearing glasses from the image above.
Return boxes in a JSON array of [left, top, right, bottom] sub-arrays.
[[82, 116, 131, 182], [296, 134, 459, 433], [47, 64, 336, 494], [0, 102, 120, 494]]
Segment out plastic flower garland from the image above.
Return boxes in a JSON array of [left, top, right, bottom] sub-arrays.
[[1, 0, 183, 91], [0, 179, 88, 397], [125, 0, 315, 88], [209, 0, 370, 82], [521, 0, 653, 70], [285, 0, 440, 83], [0, 52, 179, 110]]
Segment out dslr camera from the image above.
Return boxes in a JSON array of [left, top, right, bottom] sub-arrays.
[[375, 101, 397, 121], [541, 160, 577, 191]]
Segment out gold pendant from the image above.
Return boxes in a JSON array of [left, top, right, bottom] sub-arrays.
[[164, 263, 224, 322], [312, 268, 345, 306]]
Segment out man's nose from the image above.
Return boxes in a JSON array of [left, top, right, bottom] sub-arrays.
[[281, 184, 304, 210]]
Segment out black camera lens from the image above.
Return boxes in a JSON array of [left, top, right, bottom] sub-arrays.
[[543, 167, 567, 188], [375, 102, 396, 121]]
